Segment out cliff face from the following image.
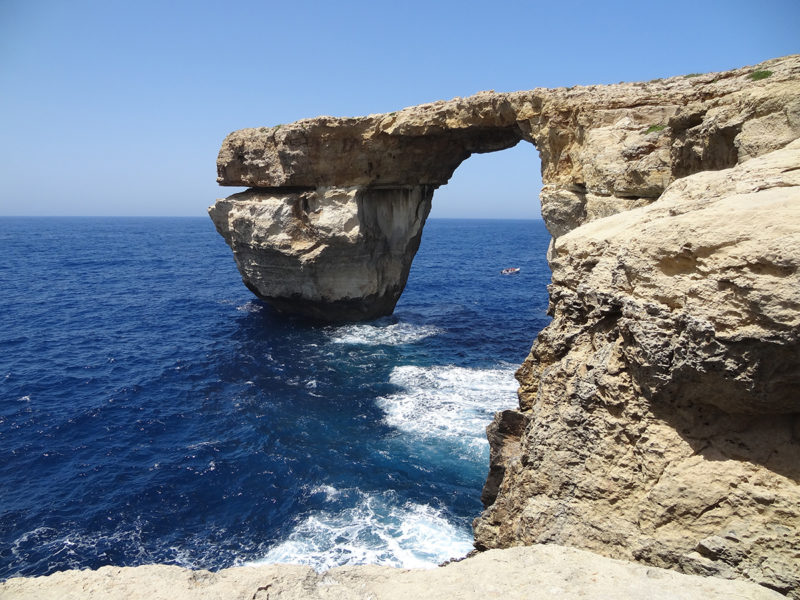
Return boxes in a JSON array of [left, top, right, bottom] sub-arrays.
[[474, 140, 800, 596], [209, 55, 800, 595], [471, 57, 800, 597]]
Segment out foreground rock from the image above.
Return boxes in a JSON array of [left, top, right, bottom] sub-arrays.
[[0, 545, 783, 600], [474, 139, 800, 596], [211, 55, 800, 321]]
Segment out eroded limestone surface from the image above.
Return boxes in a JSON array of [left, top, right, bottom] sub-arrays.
[[1, 545, 783, 600], [474, 140, 800, 596]]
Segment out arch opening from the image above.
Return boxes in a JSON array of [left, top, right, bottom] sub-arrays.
[[397, 141, 552, 519], [402, 138, 550, 364], [430, 141, 542, 220]]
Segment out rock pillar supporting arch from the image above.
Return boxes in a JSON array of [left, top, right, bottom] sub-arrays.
[[209, 184, 436, 321]]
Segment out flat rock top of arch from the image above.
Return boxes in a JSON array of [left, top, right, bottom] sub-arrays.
[[216, 55, 800, 189]]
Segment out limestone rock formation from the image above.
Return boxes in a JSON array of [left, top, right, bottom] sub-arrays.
[[211, 55, 800, 321], [216, 99, 522, 189], [0, 545, 783, 600], [207, 55, 800, 596], [209, 186, 431, 320], [473, 140, 800, 596]]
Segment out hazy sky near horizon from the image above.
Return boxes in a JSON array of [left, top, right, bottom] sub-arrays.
[[1, 1, 798, 219]]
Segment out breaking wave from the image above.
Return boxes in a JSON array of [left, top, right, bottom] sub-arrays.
[[328, 322, 442, 346], [377, 364, 519, 459], [250, 488, 472, 571]]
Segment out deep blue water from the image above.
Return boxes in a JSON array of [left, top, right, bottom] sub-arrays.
[[0, 217, 551, 578]]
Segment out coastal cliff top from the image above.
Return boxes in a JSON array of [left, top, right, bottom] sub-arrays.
[[217, 54, 800, 190], [1, 545, 783, 600]]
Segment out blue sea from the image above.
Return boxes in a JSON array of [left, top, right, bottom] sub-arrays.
[[0, 217, 551, 578]]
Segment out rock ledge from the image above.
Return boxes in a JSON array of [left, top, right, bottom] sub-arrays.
[[0, 545, 783, 600]]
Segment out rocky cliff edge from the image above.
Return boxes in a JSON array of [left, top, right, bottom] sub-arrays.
[[0, 545, 784, 600], [474, 137, 800, 597]]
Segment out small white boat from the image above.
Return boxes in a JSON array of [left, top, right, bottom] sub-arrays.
[[500, 267, 521, 275]]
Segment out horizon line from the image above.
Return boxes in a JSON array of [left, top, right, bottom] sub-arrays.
[[0, 215, 545, 221]]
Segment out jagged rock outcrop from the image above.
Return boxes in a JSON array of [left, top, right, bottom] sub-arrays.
[[208, 55, 800, 596], [473, 139, 800, 597], [0, 545, 783, 600], [211, 55, 800, 320]]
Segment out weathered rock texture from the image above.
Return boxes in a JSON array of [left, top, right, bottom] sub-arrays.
[[209, 55, 800, 596], [0, 545, 783, 600], [473, 139, 800, 597], [209, 186, 431, 320], [211, 55, 800, 321]]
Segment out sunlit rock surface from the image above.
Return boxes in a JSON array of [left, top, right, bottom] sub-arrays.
[[208, 55, 800, 596], [473, 140, 800, 597], [1, 545, 783, 600]]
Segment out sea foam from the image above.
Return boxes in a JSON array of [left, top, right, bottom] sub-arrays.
[[377, 364, 519, 459], [249, 488, 471, 571], [328, 322, 442, 346]]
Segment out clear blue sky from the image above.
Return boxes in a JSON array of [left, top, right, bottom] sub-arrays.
[[1, 0, 798, 218]]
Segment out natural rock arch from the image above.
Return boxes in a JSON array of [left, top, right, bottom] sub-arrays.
[[209, 55, 800, 595], [210, 57, 799, 322], [210, 97, 529, 321]]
